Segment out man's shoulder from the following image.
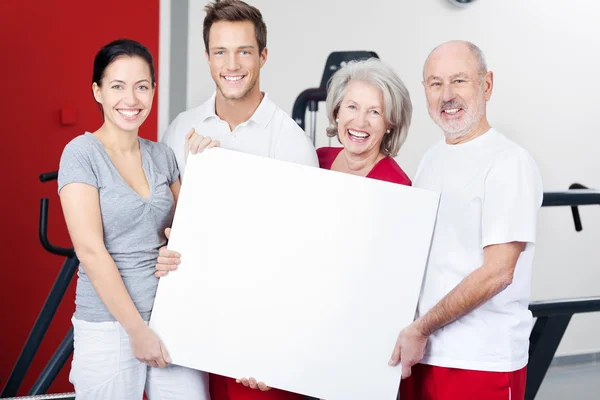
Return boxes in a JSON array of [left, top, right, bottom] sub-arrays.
[[488, 129, 536, 164], [263, 97, 317, 166], [269, 103, 309, 138], [162, 98, 215, 145], [172, 101, 213, 127], [419, 138, 447, 164]]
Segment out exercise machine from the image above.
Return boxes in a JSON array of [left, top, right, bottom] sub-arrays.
[[1, 172, 77, 400], [291, 51, 378, 145], [526, 183, 600, 400]]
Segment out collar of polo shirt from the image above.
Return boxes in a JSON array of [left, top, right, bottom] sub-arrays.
[[200, 92, 276, 129]]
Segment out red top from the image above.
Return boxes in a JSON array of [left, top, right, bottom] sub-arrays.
[[317, 147, 412, 186]]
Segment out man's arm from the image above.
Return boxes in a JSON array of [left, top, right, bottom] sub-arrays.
[[416, 241, 524, 336], [389, 241, 525, 377]]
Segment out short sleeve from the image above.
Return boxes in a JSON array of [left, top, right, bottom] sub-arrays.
[[413, 152, 429, 184], [274, 124, 319, 167], [161, 114, 187, 177], [413, 144, 438, 189], [316, 147, 342, 170], [57, 140, 99, 194], [481, 149, 543, 247], [164, 145, 180, 185]]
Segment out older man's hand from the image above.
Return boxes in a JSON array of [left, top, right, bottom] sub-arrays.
[[388, 322, 429, 379]]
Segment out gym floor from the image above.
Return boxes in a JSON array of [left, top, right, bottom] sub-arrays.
[[537, 362, 600, 399]]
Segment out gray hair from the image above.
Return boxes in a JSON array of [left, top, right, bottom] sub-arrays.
[[424, 40, 488, 78], [466, 42, 487, 76], [325, 58, 412, 157]]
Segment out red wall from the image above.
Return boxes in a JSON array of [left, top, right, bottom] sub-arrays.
[[0, 1, 160, 395]]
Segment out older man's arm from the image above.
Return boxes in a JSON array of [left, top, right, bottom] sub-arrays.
[[389, 241, 525, 378]]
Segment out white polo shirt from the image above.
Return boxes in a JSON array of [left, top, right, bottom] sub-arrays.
[[414, 129, 543, 372], [161, 92, 318, 176]]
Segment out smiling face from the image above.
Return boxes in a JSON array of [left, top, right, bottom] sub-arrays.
[[92, 55, 154, 133], [206, 20, 267, 102], [336, 80, 388, 159], [423, 41, 492, 141]]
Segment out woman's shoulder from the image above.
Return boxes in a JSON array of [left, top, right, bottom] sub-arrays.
[[61, 132, 100, 157], [370, 157, 412, 186], [316, 147, 343, 169]]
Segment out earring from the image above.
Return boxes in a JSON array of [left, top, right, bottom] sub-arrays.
[[336, 118, 339, 123], [386, 129, 391, 134]]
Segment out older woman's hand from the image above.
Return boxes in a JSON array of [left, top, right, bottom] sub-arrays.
[[236, 377, 271, 391]]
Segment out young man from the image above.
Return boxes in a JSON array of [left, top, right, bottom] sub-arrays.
[[159, 1, 316, 400], [390, 41, 543, 400], [161, 0, 317, 176]]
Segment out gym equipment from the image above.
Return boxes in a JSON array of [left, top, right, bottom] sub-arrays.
[[4, 169, 599, 399], [526, 183, 600, 400], [1, 172, 78, 399], [291, 51, 379, 145], [1, 393, 74, 400]]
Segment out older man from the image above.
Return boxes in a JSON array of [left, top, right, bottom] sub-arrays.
[[389, 40, 543, 400]]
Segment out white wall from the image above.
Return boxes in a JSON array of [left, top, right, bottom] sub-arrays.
[[184, 0, 600, 356]]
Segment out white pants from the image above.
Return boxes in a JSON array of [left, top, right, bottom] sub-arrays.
[[69, 317, 210, 400]]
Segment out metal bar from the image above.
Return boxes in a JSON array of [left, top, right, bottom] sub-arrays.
[[39, 199, 73, 257], [529, 297, 600, 317], [571, 205, 583, 231], [1, 256, 79, 398], [309, 110, 317, 146], [526, 315, 572, 400], [542, 190, 600, 207], [291, 88, 327, 131], [568, 184, 589, 231], [28, 328, 74, 396], [2, 393, 75, 400]]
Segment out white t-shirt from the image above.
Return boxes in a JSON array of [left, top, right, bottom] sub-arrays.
[[414, 128, 543, 372], [161, 92, 318, 175]]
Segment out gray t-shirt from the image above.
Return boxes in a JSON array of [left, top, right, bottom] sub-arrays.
[[58, 132, 179, 322]]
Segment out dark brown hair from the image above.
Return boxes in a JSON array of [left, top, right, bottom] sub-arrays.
[[203, 0, 267, 53]]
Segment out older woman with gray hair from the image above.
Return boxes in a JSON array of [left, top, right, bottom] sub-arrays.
[[317, 58, 412, 185]]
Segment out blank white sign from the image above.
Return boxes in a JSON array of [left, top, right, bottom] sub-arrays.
[[150, 148, 439, 400]]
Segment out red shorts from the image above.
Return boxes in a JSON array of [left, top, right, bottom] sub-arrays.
[[400, 364, 527, 400], [210, 374, 305, 400]]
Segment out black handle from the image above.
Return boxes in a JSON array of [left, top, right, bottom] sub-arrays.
[[291, 88, 327, 130], [38, 170, 74, 256], [39, 199, 74, 256], [569, 183, 589, 232], [40, 171, 58, 182]]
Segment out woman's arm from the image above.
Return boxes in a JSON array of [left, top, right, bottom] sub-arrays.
[[60, 183, 145, 331], [60, 182, 169, 367]]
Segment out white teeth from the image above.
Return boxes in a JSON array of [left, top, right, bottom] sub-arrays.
[[224, 76, 243, 81], [118, 110, 140, 117], [348, 129, 369, 138], [444, 108, 460, 114]]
